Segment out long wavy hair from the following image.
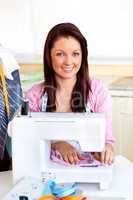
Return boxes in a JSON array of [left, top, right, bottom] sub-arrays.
[[43, 23, 91, 112]]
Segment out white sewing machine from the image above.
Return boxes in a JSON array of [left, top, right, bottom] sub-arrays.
[[11, 112, 113, 190]]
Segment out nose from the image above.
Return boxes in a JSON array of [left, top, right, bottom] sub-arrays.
[[64, 54, 73, 66]]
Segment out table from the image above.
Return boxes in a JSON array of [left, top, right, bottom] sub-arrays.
[[0, 170, 12, 199], [0, 155, 133, 200], [78, 155, 133, 199]]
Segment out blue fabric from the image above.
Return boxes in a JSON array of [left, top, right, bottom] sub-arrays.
[[6, 135, 12, 158], [0, 70, 22, 159]]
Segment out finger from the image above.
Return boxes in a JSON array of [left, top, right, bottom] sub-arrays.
[[77, 152, 86, 160], [111, 156, 115, 164], [101, 150, 106, 164], [62, 154, 69, 164], [109, 151, 114, 164], [72, 152, 81, 164], [68, 154, 75, 164], [93, 152, 101, 161], [104, 150, 110, 164]]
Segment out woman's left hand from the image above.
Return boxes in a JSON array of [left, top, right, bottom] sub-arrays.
[[93, 143, 115, 165]]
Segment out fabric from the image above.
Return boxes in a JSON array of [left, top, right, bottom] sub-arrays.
[[0, 46, 20, 80], [51, 150, 103, 167], [0, 87, 8, 159], [0, 147, 11, 171], [0, 69, 22, 159], [26, 79, 115, 145], [40, 179, 87, 200]]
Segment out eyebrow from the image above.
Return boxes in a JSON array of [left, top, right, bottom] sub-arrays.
[[55, 49, 81, 52]]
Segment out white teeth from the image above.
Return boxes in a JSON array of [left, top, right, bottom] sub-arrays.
[[63, 67, 73, 71], [65, 68, 73, 71]]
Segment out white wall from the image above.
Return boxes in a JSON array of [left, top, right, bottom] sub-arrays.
[[0, 0, 133, 63], [0, 0, 34, 53]]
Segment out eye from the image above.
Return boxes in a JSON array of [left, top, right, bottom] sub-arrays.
[[56, 52, 64, 57], [72, 52, 80, 57]]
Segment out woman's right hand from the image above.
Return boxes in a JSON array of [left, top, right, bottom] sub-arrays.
[[51, 141, 85, 164]]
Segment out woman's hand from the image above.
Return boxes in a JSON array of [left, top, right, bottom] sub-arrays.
[[93, 143, 115, 165], [51, 141, 85, 164]]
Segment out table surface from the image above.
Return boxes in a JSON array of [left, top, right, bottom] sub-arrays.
[[0, 155, 133, 200]]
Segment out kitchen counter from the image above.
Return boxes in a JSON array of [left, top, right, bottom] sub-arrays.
[[109, 77, 133, 97]]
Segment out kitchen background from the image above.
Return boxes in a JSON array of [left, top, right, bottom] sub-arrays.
[[1, 0, 133, 161]]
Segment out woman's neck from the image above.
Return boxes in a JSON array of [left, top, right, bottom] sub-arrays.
[[55, 77, 77, 112], [56, 77, 77, 94]]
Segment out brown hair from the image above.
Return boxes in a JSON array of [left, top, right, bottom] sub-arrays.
[[43, 22, 91, 112]]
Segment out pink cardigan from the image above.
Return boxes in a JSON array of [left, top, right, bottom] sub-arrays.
[[26, 79, 115, 145]]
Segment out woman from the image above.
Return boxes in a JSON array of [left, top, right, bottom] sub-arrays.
[[27, 23, 115, 165]]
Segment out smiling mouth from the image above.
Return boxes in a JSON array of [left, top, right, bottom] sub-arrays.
[[62, 67, 74, 72]]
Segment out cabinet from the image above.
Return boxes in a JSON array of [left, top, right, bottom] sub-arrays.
[[112, 96, 133, 161]]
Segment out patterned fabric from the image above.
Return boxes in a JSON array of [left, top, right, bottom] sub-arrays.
[[0, 87, 8, 158], [0, 70, 22, 159], [51, 150, 104, 167]]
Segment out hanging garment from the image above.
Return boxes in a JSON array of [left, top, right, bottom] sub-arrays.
[[0, 63, 22, 159]]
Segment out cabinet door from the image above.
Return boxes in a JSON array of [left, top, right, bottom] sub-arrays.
[[112, 97, 133, 161]]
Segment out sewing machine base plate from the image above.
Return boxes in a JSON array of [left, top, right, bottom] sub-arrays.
[[41, 161, 113, 190]]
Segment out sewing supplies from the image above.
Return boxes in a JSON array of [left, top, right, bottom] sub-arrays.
[[41, 179, 76, 198], [2, 176, 87, 200], [50, 183, 76, 198], [39, 179, 87, 200], [21, 97, 29, 115]]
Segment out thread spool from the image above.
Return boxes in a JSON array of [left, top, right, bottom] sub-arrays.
[[21, 98, 29, 115]]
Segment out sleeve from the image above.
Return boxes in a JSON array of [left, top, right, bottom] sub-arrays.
[[26, 83, 43, 112], [92, 80, 116, 145]]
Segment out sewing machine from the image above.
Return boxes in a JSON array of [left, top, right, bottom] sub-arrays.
[[11, 112, 113, 190]]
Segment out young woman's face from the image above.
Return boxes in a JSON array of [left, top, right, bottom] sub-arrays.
[[50, 36, 82, 80]]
